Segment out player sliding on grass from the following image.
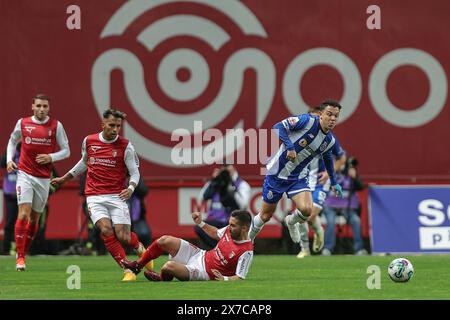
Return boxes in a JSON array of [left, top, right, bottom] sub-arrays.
[[249, 99, 343, 243], [121, 210, 254, 282], [51, 109, 152, 281]]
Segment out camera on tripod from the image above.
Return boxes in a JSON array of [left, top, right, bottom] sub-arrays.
[[212, 167, 232, 194], [343, 156, 358, 175]]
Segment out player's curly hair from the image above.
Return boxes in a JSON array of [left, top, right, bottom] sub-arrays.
[[103, 108, 127, 119]]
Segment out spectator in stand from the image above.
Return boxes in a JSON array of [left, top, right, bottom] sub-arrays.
[[322, 156, 367, 256]]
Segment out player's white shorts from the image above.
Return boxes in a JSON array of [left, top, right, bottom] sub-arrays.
[[169, 239, 210, 281], [86, 194, 131, 226], [16, 170, 50, 213]]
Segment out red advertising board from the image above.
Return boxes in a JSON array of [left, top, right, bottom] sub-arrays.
[[1, 0, 449, 179]]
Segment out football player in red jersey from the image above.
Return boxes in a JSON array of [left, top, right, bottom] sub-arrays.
[[51, 109, 152, 281], [122, 210, 254, 282], [6, 94, 70, 271]]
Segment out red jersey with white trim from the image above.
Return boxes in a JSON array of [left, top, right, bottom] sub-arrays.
[[204, 227, 254, 279], [19, 117, 58, 178], [84, 134, 129, 196]]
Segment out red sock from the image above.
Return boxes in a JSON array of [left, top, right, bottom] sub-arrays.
[[25, 221, 40, 254], [138, 240, 164, 268], [128, 232, 140, 250], [102, 234, 127, 269], [14, 219, 28, 259]]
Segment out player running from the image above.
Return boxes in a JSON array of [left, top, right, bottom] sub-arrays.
[[6, 94, 70, 271], [249, 99, 343, 243], [51, 109, 152, 281], [296, 107, 347, 258]]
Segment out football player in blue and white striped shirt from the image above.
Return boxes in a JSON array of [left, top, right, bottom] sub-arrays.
[[249, 100, 343, 243], [298, 135, 347, 257]]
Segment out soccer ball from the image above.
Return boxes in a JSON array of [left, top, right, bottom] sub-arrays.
[[388, 258, 414, 282]]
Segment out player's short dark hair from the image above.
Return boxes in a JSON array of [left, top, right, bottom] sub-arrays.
[[308, 106, 321, 115], [231, 210, 252, 228], [103, 108, 127, 120], [319, 99, 342, 110], [33, 93, 50, 103]]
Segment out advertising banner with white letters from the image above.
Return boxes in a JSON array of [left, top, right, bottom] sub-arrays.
[[368, 185, 450, 253], [1, 0, 450, 179]]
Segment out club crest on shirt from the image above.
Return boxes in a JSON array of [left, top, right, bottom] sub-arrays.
[[229, 251, 236, 259], [267, 190, 273, 199], [25, 137, 32, 144], [320, 142, 328, 152], [90, 146, 101, 153], [48, 129, 52, 136], [299, 139, 307, 147], [89, 157, 95, 165], [24, 126, 35, 134], [112, 150, 117, 157]]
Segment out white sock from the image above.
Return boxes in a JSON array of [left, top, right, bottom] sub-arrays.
[[249, 213, 265, 241], [298, 222, 310, 252], [289, 209, 308, 225], [310, 215, 323, 235]]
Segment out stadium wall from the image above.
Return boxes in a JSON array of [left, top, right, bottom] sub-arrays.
[[1, 1, 450, 242], [3, 178, 449, 241], [1, 0, 450, 181]]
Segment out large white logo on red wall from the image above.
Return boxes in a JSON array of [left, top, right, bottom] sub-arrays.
[[91, 0, 447, 168]]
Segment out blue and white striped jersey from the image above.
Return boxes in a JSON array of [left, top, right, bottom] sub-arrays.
[[266, 114, 337, 185], [308, 133, 345, 191]]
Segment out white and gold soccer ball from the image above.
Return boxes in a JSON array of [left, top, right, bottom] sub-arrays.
[[388, 258, 414, 283]]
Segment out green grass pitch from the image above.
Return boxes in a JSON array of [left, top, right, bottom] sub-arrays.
[[1, 254, 449, 300]]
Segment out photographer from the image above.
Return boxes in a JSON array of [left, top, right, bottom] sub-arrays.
[[195, 164, 251, 249], [322, 156, 367, 255]]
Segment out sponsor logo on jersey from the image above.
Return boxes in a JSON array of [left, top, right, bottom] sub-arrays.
[[308, 134, 315, 139], [299, 138, 307, 147], [24, 126, 35, 134], [17, 186, 21, 195], [25, 137, 52, 145], [215, 247, 228, 266], [305, 145, 315, 155], [90, 146, 101, 153], [89, 157, 117, 167]]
